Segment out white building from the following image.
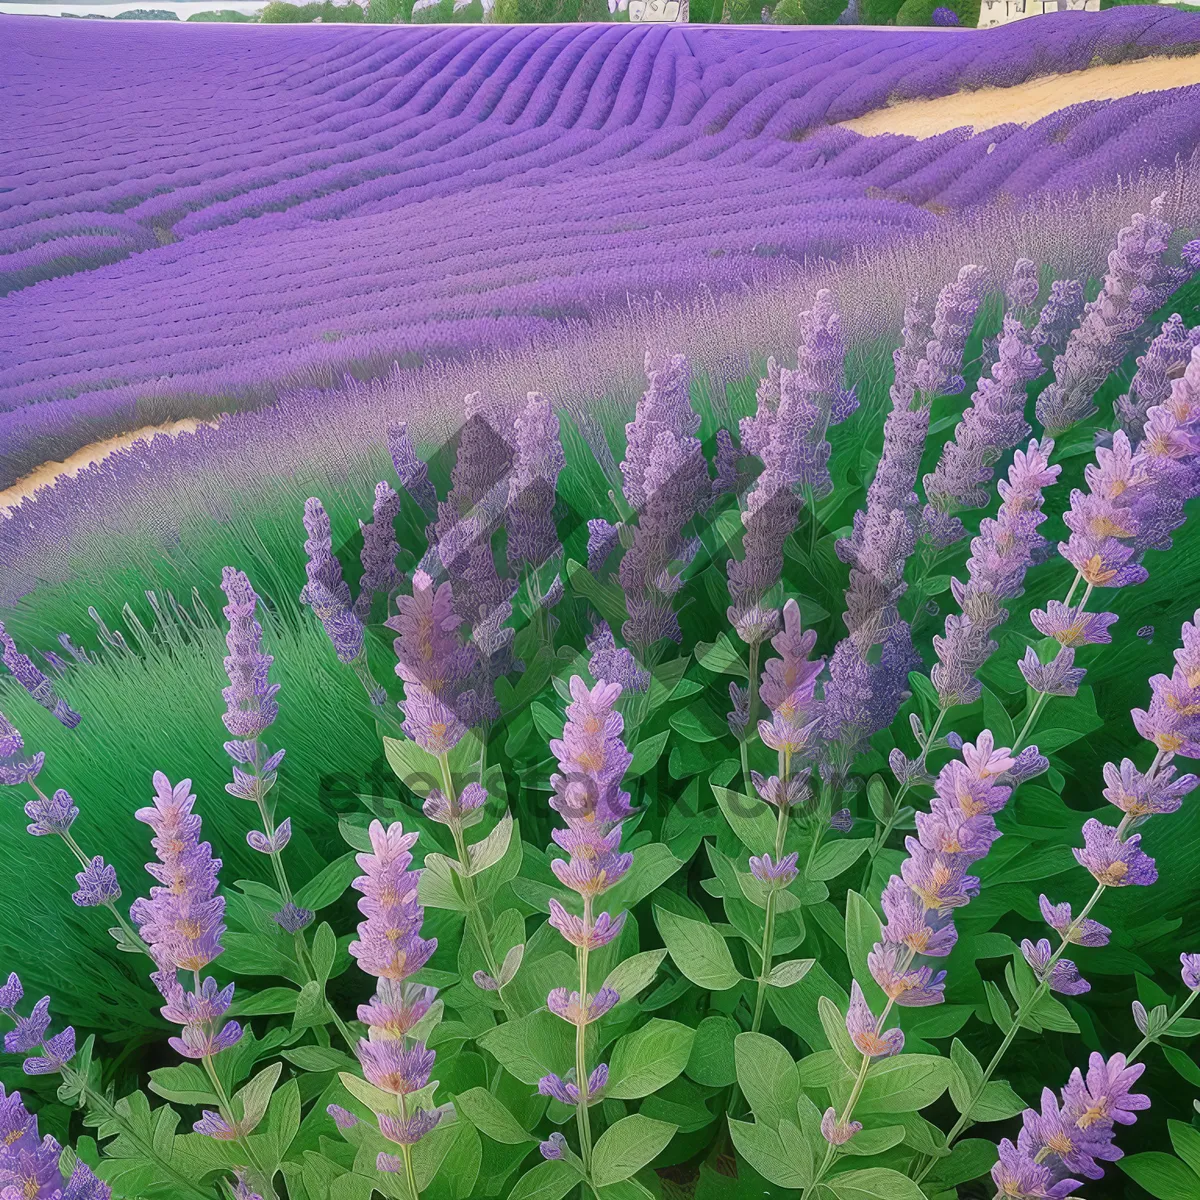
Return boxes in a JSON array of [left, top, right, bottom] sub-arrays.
[[978, 0, 1099, 27]]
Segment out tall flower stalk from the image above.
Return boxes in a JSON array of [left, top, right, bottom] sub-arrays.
[[347, 820, 442, 1199], [130, 772, 273, 1198], [540, 676, 633, 1183], [912, 610, 1200, 1183]]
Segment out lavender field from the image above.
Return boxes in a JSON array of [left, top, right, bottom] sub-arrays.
[[4, 9, 1200, 1200], [4, 10, 1200, 482]]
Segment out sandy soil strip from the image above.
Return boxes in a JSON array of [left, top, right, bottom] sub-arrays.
[[840, 54, 1200, 138], [0, 418, 217, 515]]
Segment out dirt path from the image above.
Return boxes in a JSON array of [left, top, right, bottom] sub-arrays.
[[840, 54, 1200, 138], [0, 419, 216, 515]]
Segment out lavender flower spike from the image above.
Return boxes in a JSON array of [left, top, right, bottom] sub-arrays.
[[300, 498, 365, 664], [354, 482, 402, 621], [347, 819, 442, 1155], [507, 392, 565, 572], [0, 710, 43, 787], [992, 1054, 1148, 1198], [0, 621, 80, 729], [387, 422, 437, 517], [1037, 198, 1185, 434]]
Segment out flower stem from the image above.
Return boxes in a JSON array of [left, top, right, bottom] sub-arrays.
[[750, 751, 792, 1033], [869, 707, 947, 861], [398, 1093, 421, 1200], [438, 753, 515, 1021], [1129, 986, 1200, 1063], [575, 896, 595, 1179], [202, 1054, 275, 1200], [740, 643, 761, 797]]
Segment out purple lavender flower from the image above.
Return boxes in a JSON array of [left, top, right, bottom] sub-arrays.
[[377, 1109, 443, 1150], [1031, 278, 1086, 357], [354, 482, 402, 621], [1018, 646, 1086, 697], [820, 1107, 862, 1144], [829, 808, 853, 832], [1038, 895, 1110, 948], [1102, 758, 1197, 822], [1037, 200, 1185, 433], [272, 902, 314, 933], [923, 317, 1044, 542], [346, 819, 440, 1152], [993, 1053, 1148, 1198], [327, 1105, 360, 1132], [1022, 938, 1090, 995], [1131, 608, 1200, 758], [932, 439, 1060, 709], [423, 780, 487, 828], [0, 621, 80, 729], [131, 773, 228, 974], [585, 621, 649, 695], [1006, 258, 1040, 311], [1114, 314, 1200, 441], [711, 428, 739, 497], [301, 499, 365, 664], [5, 997, 51, 1054], [539, 1132, 568, 1161], [24, 788, 77, 836], [757, 599, 824, 756], [507, 392, 564, 572], [1183, 240, 1200, 272], [547, 987, 619, 1026], [0, 711, 43, 787], [1073, 819, 1157, 888], [914, 265, 988, 400], [220, 568, 281, 743], [6, 994, 75, 1077], [1029, 602, 1118, 648], [845, 980, 903, 1058], [71, 857, 120, 908], [0, 1088, 109, 1199], [349, 820, 436, 984], [867, 733, 1020, 1004], [548, 902, 626, 950], [537, 1064, 609, 1107], [1182, 954, 1200, 990], [587, 519, 620, 573], [387, 422, 437, 517], [0, 974, 22, 1010], [387, 570, 474, 752], [748, 852, 798, 888]]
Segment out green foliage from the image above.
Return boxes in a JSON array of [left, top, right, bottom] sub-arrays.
[[260, 0, 366, 21]]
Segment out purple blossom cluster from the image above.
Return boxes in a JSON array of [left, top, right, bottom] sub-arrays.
[[0, 621, 80, 729], [300, 499, 364, 665], [0, 1083, 110, 1199], [2, 977, 77, 1079], [992, 1054, 1148, 1198], [933, 439, 1060, 709], [540, 677, 633, 1151], [346, 820, 443, 1162], [1036, 198, 1186, 434], [618, 353, 707, 651], [868, 734, 1040, 1007], [130, 773, 242, 1062]]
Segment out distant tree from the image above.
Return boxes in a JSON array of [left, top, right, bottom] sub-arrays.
[[187, 8, 257, 17], [860, 0, 903, 23], [112, 7, 180, 15], [931, 3, 960, 19]]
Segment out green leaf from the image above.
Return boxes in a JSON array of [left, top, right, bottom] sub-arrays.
[[590, 1115, 677, 1186], [281, 1045, 354, 1072], [475, 1011, 573, 1085], [669, 704, 726, 744], [1163, 1045, 1200, 1086], [653, 907, 741, 991], [292, 981, 327, 1032], [984, 981, 1013, 1034], [711, 785, 777, 856], [607, 1019, 695, 1100], [855, 1055, 953, 1115], [628, 730, 670, 777], [419, 853, 469, 912], [867, 775, 893, 823], [695, 633, 749, 679], [1169, 1121, 1200, 1178], [844, 892, 885, 1010], [808, 839, 869, 882], [467, 813, 514, 876], [338, 1071, 399, 1117], [685, 1016, 739, 1087], [1119, 1152, 1200, 1200], [566, 558, 628, 632], [727, 1119, 811, 1189], [768, 959, 814, 988], [981, 687, 1015, 746], [382, 735, 443, 797], [948, 1040, 1025, 1120], [234, 1062, 281, 1135], [817, 995, 860, 1073], [455, 1087, 536, 1145], [826, 1167, 930, 1200], [840, 1126, 906, 1157], [311, 922, 337, 984], [601, 950, 666, 1001], [734, 1033, 799, 1128], [294, 854, 359, 912], [147, 1064, 217, 1106], [507, 1158, 580, 1200], [924, 1138, 998, 1190], [604, 845, 684, 914]]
